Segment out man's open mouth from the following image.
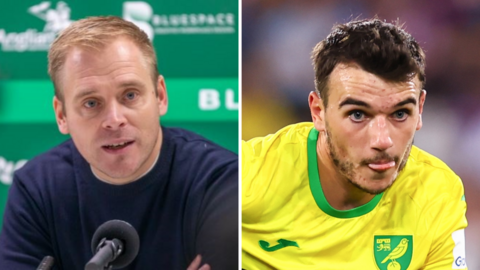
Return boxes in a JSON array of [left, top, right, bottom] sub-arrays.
[[102, 141, 134, 150]]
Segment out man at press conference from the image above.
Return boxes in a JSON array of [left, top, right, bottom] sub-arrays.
[[0, 16, 238, 269]]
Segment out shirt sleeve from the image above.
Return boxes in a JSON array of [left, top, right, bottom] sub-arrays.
[[193, 159, 239, 269], [241, 140, 253, 207], [422, 177, 468, 270], [0, 174, 55, 269], [241, 138, 264, 212]]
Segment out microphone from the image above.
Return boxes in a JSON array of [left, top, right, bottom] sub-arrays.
[[37, 256, 54, 270], [85, 220, 140, 270]]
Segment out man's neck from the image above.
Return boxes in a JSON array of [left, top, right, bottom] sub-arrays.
[[91, 150, 160, 185], [316, 131, 376, 210]]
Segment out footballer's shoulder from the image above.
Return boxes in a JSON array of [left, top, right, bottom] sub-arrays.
[[403, 145, 464, 201], [242, 123, 313, 204], [243, 122, 314, 158]]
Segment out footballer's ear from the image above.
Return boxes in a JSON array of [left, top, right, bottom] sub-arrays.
[[416, 89, 427, 131], [53, 96, 69, 134], [309, 91, 326, 132]]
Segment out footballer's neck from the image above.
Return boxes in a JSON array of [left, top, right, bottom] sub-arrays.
[[316, 132, 375, 211]]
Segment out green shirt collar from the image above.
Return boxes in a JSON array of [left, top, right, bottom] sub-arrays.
[[307, 127, 383, 218]]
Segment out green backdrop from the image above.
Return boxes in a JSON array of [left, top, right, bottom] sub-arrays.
[[0, 0, 238, 226]]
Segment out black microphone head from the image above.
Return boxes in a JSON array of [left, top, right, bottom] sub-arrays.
[[91, 220, 140, 269]]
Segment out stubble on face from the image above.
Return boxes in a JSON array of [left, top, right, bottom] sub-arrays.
[[325, 122, 412, 195]]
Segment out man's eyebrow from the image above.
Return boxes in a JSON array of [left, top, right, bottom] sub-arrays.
[[339, 98, 371, 109], [73, 90, 97, 101], [338, 97, 417, 109], [118, 80, 146, 89], [394, 97, 417, 107]]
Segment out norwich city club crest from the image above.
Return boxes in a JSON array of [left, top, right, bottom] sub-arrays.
[[374, 235, 413, 270]]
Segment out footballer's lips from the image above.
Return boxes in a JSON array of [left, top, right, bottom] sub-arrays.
[[367, 160, 396, 171], [101, 140, 135, 153]]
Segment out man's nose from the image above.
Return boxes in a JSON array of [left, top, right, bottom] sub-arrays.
[[369, 116, 393, 151], [102, 102, 127, 130]]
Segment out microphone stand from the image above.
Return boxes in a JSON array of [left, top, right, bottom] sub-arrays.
[[85, 238, 123, 270], [37, 256, 55, 270]]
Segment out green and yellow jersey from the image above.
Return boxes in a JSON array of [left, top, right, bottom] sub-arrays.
[[242, 123, 468, 270]]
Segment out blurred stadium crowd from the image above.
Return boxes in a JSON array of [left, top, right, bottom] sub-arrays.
[[242, 0, 480, 267]]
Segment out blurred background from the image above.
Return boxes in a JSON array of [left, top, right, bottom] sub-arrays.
[[242, 0, 480, 267], [0, 0, 238, 225]]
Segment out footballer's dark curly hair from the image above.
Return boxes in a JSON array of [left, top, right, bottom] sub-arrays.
[[311, 18, 426, 106]]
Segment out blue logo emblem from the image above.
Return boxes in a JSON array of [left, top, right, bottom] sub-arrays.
[[455, 256, 466, 267]]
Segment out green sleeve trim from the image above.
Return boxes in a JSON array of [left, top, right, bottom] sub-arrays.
[[461, 194, 465, 201], [259, 239, 299, 252], [307, 127, 383, 219]]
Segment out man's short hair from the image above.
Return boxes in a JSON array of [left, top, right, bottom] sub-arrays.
[[311, 18, 426, 106], [48, 16, 158, 102]]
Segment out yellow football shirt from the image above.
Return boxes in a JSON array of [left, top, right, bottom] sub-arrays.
[[242, 123, 468, 270]]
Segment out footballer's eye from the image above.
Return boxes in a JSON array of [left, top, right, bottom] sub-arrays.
[[349, 110, 365, 122], [392, 110, 409, 121]]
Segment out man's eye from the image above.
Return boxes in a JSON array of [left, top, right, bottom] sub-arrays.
[[84, 100, 97, 108], [349, 111, 365, 122], [125, 92, 137, 100], [393, 110, 408, 120]]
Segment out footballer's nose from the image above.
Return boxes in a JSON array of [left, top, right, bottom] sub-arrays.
[[369, 116, 393, 151]]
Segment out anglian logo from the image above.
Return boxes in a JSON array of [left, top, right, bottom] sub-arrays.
[[123, 1, 236, 40], [373, 235, 413, 270], [0, 1, 73, 52], [0, 156, 28, 185]]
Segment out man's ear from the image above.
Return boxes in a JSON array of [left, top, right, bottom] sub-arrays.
[[53, 96, 69, 134], [309, 91, 326, 132], [416, 89, 427, 131], [156, 75, 168, 116]]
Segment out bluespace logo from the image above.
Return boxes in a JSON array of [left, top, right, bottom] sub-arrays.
[[123, 1, 236, 40]]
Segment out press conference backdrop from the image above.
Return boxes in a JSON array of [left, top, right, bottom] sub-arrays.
[[0, 0, 238, 226]]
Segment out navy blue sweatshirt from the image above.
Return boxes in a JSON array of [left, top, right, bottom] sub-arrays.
[[0, 127, 238, 269]]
